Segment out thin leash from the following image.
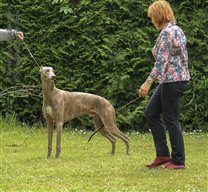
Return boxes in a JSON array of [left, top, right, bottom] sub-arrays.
[[22, 40, 40, 67], [22, 41, 142, 141], [22, 40, 142, 111], [116, 96, 141, 112]]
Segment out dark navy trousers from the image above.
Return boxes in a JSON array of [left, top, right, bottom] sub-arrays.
[[145, 81, 188, 165]]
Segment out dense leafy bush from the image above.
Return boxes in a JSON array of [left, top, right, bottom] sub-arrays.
[[0, 0, 207, 131]]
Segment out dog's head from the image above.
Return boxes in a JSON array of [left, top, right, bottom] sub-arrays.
[[39, 66, 56, 80]]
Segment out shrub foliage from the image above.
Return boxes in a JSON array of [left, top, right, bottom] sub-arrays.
[[0, 0, 207, 131]]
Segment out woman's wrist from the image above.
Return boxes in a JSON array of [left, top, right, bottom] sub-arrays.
[[145, 76, 154, 85]]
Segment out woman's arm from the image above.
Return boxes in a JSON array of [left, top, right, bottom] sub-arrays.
[[149, 30, 171, 82], [138, 30, 171, 97]]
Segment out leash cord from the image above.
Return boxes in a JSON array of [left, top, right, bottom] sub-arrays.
[[22, 40, 141, 112], [22, 40, 40, 67], [116, 96, 141, 112], [22, 40, 142, 141]]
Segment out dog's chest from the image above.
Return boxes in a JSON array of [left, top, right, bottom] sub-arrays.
[[44, 106, 54, 119]]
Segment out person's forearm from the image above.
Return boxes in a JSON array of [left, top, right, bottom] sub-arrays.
[[145, 76, 155, 86], [0, 29, 17, 41]]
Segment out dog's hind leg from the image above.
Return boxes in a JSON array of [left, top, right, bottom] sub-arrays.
[[109, 126, 130, 155], [101, 109, 130, 155], [46, 117, 54, 158], [93, 115, 116, 155], [101, 130, 116, 155]]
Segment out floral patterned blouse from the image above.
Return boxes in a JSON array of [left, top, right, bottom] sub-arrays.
[[150, 22, 190, 84]]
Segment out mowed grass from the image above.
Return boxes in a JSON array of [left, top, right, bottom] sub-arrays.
[[0, 120, 208, 192]]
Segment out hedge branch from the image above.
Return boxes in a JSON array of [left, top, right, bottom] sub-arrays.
[[0, 85, 42, 98]]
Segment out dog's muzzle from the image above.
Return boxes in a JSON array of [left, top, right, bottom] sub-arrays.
[[51, 75, 56, 80]]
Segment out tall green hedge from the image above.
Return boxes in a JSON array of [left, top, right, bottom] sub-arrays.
[[0, 0, 207, 131]]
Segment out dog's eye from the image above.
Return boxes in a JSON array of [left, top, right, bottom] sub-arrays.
[[46, 69, 50, 72]]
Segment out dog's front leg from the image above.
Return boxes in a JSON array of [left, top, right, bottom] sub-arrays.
[[55, 121, 63, 158], [47, 117, 54, 158]]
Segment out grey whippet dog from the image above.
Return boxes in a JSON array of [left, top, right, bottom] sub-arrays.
[[40, 66, 130, 158]]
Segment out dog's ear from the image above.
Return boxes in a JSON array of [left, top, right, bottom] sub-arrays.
[[39, 66, 43, 73]]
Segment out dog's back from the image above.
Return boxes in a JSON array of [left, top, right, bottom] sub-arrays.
[[61, 91, 115, 121]]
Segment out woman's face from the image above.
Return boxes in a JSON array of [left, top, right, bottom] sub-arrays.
[[150, 17, 158, 30], [151, 17, 156, 26], [150, 16, 164, 31]]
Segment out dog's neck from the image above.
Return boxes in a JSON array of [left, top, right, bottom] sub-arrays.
[[41, 77, 55, 101]]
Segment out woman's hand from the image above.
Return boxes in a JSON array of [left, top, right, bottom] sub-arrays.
[[138, 76, 154, 97], [138, 82, 151, 97]]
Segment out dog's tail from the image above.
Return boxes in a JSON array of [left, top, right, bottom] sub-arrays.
[[88, 125, 104, 142]]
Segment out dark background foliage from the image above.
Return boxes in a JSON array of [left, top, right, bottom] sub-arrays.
[[0, 0, 207, 132]]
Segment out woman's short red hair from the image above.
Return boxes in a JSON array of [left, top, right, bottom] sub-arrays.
[[148, 0, 176, 30]]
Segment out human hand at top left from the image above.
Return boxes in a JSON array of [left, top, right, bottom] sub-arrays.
[[14, 31, 24, 40]]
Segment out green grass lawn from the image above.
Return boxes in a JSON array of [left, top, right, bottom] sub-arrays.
[[0, 120, 208, 192]]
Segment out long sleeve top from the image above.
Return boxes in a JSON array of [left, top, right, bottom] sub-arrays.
[[150, 22, 190, 84], [0, 29, 16, 41]]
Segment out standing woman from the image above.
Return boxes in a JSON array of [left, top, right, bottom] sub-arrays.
[[0, 29, 24, 41], [139, 0, 190, 169]]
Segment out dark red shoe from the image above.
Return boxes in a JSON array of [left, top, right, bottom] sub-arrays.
[[146, 156, 172, 168], [163, 162, 185, 169]]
